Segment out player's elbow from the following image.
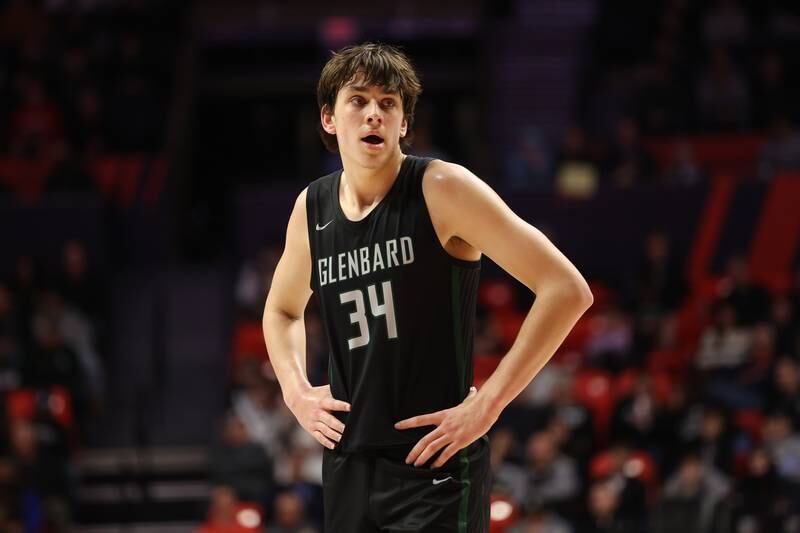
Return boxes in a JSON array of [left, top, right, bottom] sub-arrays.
[[564, 275, 594, 311], [543, 273, 592, 313]]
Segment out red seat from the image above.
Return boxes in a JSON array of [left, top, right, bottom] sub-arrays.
[[48, 386, 75, 431], [231, 320, 267, 362], [614, 370, 673, 405], [489, 494, 520, 533], [573, 370, 614, 442], [198, 501, 264, 533], [734, 410, 764, 443], [7, 388, 37, 420], [496, 311, 525, 351], [479, 279, 516, 315], [590, 449, 658, 500], [473, 353, 502, 388]]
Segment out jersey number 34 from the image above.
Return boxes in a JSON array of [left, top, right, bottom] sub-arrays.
[[339, 280, 398, 350]]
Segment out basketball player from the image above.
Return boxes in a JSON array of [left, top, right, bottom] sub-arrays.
[[263, 43, 593, 532]]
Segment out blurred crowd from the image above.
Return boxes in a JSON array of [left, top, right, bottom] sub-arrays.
[[214, 230, 800, 532], [0, 241, 106, 532], [506, 0, 800, 195], [0, 0, 177, 197], [485, 235, 800, 533], [200, 247, 324, 533]]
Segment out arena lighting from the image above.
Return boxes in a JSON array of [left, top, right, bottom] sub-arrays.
[[236, 508, 261, 529], [490, 499, 513, 522]]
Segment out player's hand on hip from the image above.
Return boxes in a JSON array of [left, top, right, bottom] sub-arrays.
[[286, 384, 350, 450], [394, 386, 497, 468]]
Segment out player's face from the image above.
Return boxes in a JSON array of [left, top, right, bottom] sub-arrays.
[[322, 77, 408, 167]]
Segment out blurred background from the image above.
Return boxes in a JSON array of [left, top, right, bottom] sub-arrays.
[[1, 0, 799, 531]]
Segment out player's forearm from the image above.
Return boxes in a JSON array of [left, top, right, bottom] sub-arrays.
[[263, 309, 312, 407], [476, 281, 593, 417]]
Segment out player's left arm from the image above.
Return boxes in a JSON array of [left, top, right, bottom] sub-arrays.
[[395, 160, 594, 468]]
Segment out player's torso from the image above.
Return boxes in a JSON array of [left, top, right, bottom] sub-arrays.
[[306, 155, 481, 453]]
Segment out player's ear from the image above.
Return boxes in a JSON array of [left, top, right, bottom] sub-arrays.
[[321, 104, 337, 135], [399, 115, 408, 138]]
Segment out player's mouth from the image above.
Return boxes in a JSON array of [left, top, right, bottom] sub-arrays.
[[361, 134, 385, 150]]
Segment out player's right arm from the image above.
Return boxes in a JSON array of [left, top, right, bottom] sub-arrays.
[[263, 188, 350, 449]]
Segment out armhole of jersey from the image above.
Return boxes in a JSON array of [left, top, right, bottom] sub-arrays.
[[305, 183, 318, 292], [418, 161, 482, 270]]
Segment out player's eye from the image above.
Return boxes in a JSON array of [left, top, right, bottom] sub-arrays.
[[351, 96, 365, 105], [381, 99, 396, 108]]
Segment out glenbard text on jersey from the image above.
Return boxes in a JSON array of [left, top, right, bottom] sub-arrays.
[[317, 236, 415, 287]]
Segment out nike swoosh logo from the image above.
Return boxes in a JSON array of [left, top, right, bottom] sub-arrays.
[[432, 476, 453, 485], [316, 220, 334, 231]]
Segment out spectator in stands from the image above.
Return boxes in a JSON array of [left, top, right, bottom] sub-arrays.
[[602, 117, 657, 188], [8, 76, 63, 158], [509, 502, 573, 533], [553, 126, 597, 199], [695, 301, 752, 376], [0, 451, 22, 532], [652, 383, 692, 477], [752, 53, 793, 129], [9, 418, 72, 532], [722, 256, 771, 326], [57, 240, 104, 323], [210, 412, 274, 505], [723, 446, 797, 532], [267, 490, 319, 533], [771, 295, 799, 358], [524, 429, 581, 515], [653, 451, 730, 533], [696, 46, 750, 131], [585, 303, 635, 371], [65, 86, 107, 157], [757, 114, 800, 181], [10, 255, 39, 350], [662, 141, 705, 186], [32, 288, 104, 410], [544, 373, 595, 462], [231, 375, 294, 462], [505, 125, 553, 193], [489, 428, 527, 503], [767, 357, 800, 426], [25, 322, 86, 419], [580, 478, 641, 533], [0, 333, 22, 393], [591, 442, 649, 525], [634, 230, 688, 316], [688, 404, 737, 475], [235, 246, 280, 319], [0, 283, 19, 339], [44, 138, 94, 193], [611, 373, 664, 451], [762, 410, 800, 483]]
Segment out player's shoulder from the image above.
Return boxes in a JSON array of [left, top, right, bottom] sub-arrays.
[[421, 159, 484, 202], [308, 168, 340, 190], [295, 169, 342, 210]]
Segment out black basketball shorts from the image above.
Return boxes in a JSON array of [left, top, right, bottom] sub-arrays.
[[322, 435, 490, 532]]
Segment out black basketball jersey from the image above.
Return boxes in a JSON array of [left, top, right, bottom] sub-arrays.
[[306, 155, 481, 453]]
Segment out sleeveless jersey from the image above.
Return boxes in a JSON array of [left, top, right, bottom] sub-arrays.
[[306, 155, 481, 453]]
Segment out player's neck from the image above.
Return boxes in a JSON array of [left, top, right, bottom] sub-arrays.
[[339, 151, 405, 211]]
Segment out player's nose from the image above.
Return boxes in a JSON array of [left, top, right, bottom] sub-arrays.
[[366, 101, 382, 123]]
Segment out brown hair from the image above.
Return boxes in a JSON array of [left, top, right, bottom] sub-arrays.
[[317, 42, 422, 153]]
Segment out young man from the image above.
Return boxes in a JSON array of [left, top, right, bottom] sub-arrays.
[[263, 43, 593, 532]]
